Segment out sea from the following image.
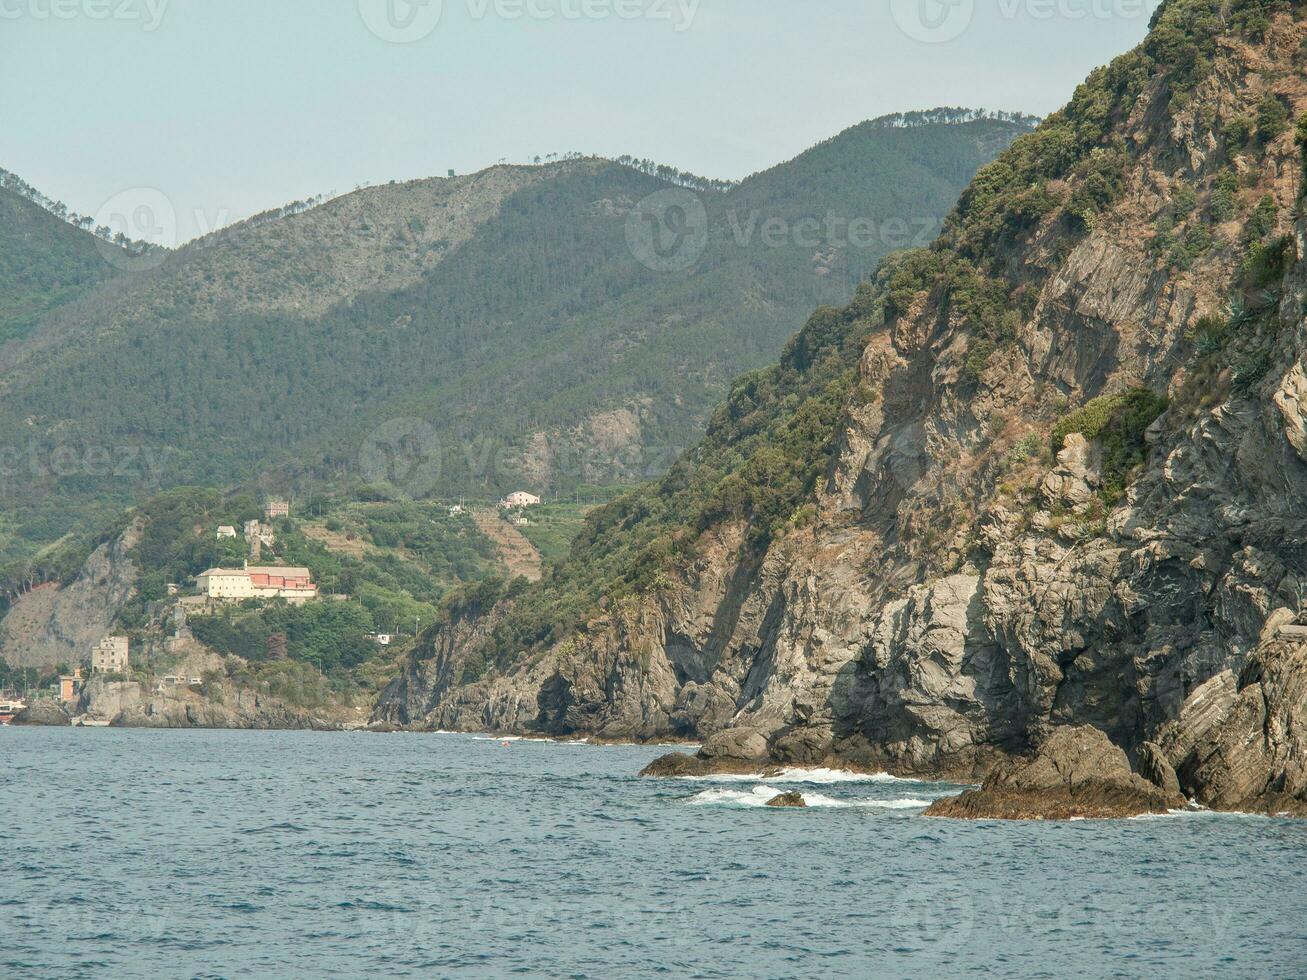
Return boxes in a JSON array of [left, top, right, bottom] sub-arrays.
[[3, 728, 1305, 978]]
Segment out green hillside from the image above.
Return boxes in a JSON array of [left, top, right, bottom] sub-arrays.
[[0, 111, 1034, 562], [394, 0, 1305, 695], [0, 176, 120, 345]]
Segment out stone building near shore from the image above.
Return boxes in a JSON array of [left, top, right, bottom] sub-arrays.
[[91, 636, 129, 674]]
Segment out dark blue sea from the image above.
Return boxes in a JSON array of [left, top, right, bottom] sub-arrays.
[[3, 728, 1305, 978]]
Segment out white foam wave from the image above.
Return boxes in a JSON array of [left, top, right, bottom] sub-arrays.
[[685, 786, 933, 810], [680, 767, 914, 785]]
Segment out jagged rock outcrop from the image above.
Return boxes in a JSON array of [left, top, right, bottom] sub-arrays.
[[1158, 631, 1307, 816], [78, 669, 337, 731], [766, 791, 807, 808], [0, 521, 141, 670], [11, 699, 71, 726], [925, 726, 1184, 820], [375, 4, 1307, 815], [640, 727, 773, 777]]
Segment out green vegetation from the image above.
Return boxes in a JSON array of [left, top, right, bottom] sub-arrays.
[[0, 116, 1033, 566], [964, 339, 999, 385], [1257, 95, 1290, 144], [1051, 389, 1169, 499], [1224, 117, 1253, 155], [189, 602, 376, 674], [1233, 348, 1275, 391], [1297, 114, 1307, 174], [0, 179, 121, 345], [104, 487, 499, 690], [511, 503, 600, 565], [0, 657, 43, 693], [941, 0, 1288, 260], [1008, 434, 1043, 463], [1210, 171, 1239, 221], [432, 272, 885, 682]]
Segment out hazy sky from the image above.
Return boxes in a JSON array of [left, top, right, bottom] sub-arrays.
[[2, 0, 1161, 242]]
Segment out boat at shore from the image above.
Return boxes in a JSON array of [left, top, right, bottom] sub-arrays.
[[0, 699, 28, 724]]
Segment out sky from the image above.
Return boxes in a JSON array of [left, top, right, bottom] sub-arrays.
[[1, 0, 1162, 243]]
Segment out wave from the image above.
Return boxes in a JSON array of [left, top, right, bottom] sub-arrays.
[[1129, 807, 1272, 821], [685, 786, 933, 809], [680, 767, 916, 785]]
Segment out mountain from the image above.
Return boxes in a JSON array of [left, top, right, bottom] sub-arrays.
[[0, 111, 1032, 563], [375, 0, 1307, 817], [0, 173, 124, 345]]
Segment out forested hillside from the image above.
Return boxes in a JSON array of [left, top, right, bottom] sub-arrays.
[[375, 0, 1307, 817], [0, 111, 1033, 564], [0, 178, 122, 345]]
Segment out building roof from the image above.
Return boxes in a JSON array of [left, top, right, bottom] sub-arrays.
[[198, 567, 248, 577], [246, 565, 312, 578]]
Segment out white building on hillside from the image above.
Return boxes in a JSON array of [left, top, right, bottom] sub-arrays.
[[500, 491, 541, 509], [196, 564, 318, 605], [197, 568, 255, 600]]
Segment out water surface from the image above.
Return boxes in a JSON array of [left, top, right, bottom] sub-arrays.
[[3, 728, 1304, 977]]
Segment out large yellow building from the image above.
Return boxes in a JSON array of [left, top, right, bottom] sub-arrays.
[[197, 568, 255, 600], [196, 565, 318, 605]]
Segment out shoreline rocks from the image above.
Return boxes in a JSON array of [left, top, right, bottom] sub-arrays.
[[11, 700, 72, 726], [640, 728, 772, 777], [766, 791, 806, 808], [925, 726, 1184, 820]]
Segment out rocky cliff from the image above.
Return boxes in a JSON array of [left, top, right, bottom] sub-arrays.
[[0, 522, 140, 670], [77, 656, 339, 731], [376, 1, 1307, 815]]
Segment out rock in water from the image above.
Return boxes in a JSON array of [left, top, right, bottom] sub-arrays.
[[640, 727, 772, 778], [11, 700, 71, 726], [765, 792, 806, 808], [925, 726, 1184, 820]]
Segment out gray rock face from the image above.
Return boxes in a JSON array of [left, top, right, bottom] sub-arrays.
[[926, 726, 1184, 820], [372, 13, 1307, 815], [11, 699, 71, 726], [1138, 741, 1182, 798], [0, 522, 141, 670], [78, 673, 336, 731], [1161, 636, 1307, 816]]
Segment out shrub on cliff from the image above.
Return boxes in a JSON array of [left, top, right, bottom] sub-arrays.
[[1052, 389, 1168, 499]]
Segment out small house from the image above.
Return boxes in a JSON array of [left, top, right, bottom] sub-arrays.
[[500, 491, 541, 509], [216, 525, 237, 539]]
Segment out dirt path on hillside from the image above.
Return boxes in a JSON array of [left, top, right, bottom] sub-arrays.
[[472, 509, 543, 582], [473, 509, 543, 580]]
